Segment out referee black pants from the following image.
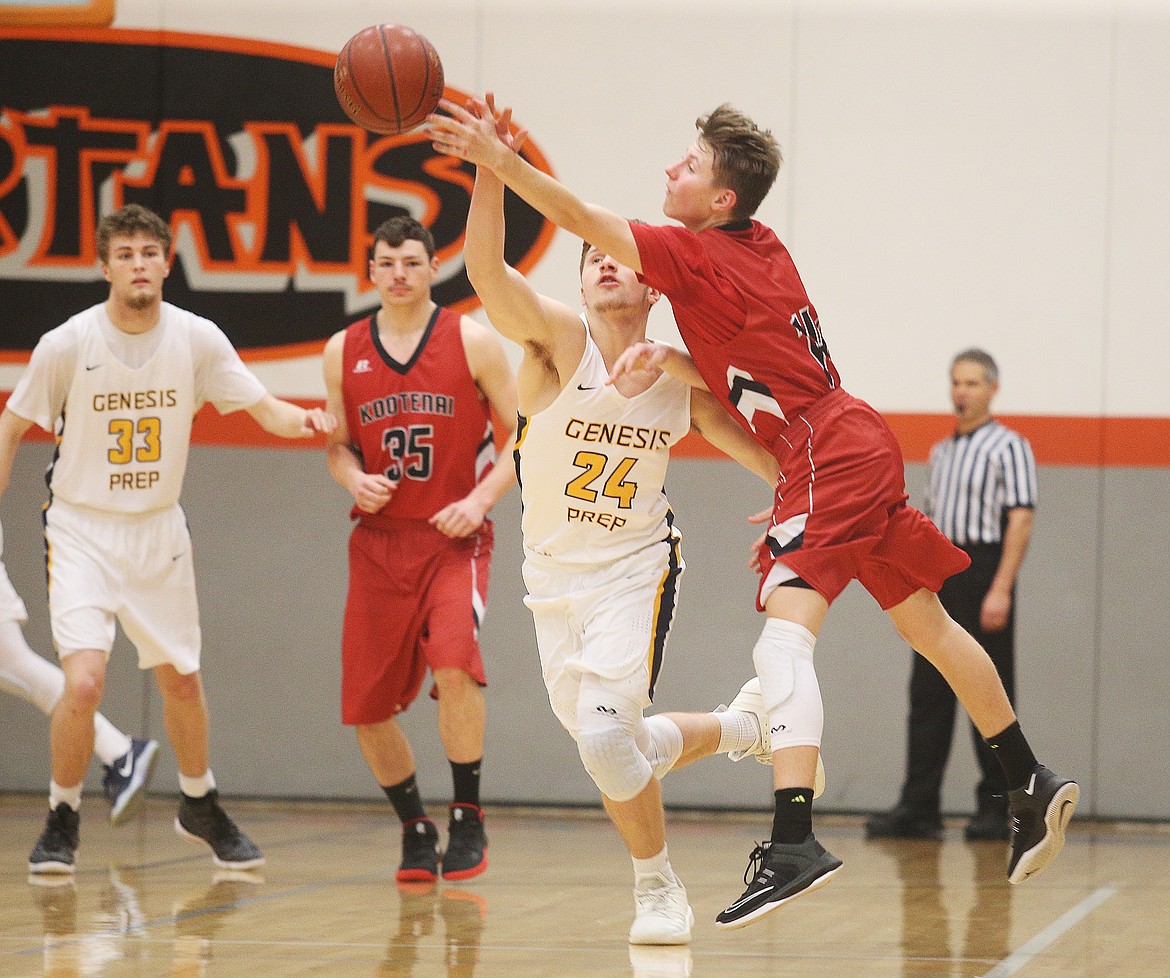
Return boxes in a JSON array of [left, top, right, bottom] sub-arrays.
[[899, 545, 1017, 816]]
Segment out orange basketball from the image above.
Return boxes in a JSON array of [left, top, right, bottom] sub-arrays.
[[334, 24, 445, 135]]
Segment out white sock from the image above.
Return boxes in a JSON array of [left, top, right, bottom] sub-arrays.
[[715, 709, 759, 755], [632, 845, 673, 886], [643, 715, 684, 779], [93, 715, 132, 768], [179, 770, 216, 798], [49, 780, 82, 812]]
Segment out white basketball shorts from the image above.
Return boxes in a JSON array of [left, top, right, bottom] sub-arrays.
[[44, 500, 201, 673], [522, 534, 684, 739]]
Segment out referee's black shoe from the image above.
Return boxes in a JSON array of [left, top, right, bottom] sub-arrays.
[[1007, 765, 1079, 884], [864, 804, 944, 841]]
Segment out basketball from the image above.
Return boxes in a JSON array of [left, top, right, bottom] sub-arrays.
[[334, 24, 445, 135]]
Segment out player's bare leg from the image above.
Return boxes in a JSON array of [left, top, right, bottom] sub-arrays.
[[433, 668, 488, 880], [886, 588, 1014, 737], [604, 776, 692, 945], [158, 665, 264, 870], [29, 649, 105, 874], [51, 650, 106, 787], [433, 668, 485, 764], [888, 588, 1078, 884]]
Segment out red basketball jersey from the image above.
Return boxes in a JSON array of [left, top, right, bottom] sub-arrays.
[[341, 307, 495, 526], [631, 220, 841, 456]]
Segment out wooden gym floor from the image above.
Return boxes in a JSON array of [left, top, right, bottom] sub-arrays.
[[0, 795, 1165, 977]]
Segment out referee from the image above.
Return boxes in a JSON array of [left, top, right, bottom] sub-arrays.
[[867, 348, 1037, 842]]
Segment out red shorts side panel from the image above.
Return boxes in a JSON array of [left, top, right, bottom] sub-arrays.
[[757, 393, 969, 609], [341, 519, 492, 726]]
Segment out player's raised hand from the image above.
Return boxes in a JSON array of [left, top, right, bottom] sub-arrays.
[[428, 94, 516, 169], [747, 507, 771, 572]]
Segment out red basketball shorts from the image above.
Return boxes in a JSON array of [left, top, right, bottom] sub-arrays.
[[342, 518, 491, 725], [757, 389, 969, 611]]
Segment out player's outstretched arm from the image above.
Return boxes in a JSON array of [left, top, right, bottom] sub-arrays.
[[245, 393, 336, 440], [0, 407, 34, 499], [689, 389, 780, 486], [430, 94, 640, 273], [465, 165, 571, 349]]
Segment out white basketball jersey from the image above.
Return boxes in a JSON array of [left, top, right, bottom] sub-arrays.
[[516, 326, 691, 566], [49, 306, 198, 513]]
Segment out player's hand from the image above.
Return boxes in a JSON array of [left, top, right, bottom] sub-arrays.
[[430, 496, 487, 538], [607, 341, 666, 385], [747, 507, 771, 572], [428, 94, 516, 169], [351, 473, 397, 514], [301, 407, 338, 437], [981, 588, 1011, 632], [484, 92, 529, 153]]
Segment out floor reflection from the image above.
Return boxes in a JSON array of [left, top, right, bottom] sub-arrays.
[[628, 944, 692, 978], [30, 866, 150, 975], [171, 869, 265, 976], [886, 836, 1013, 977], [380, 882, 485, 977]]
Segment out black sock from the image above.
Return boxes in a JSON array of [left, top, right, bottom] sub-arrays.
[[450, 759, 482, 809], [985, 721, 1039, 791], [771, 787, 813, 845], [383, 773, 427, 824]]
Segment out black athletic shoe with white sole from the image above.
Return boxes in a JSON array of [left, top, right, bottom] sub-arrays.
[[715, 834, 843, 929], [175, 791, 265, 870], [29, 804, 80, 875], [1007, 765, 1079, 884]]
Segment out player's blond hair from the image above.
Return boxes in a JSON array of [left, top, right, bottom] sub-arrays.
[[97, 204, 172, 263], [696, 105, 782, 221]]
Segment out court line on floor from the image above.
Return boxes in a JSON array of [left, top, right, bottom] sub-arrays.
[[979, 885, 1119, 978]]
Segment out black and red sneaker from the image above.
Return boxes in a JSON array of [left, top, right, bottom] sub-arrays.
[[397, 817, 440, 883], [442, 804, 487, 881]]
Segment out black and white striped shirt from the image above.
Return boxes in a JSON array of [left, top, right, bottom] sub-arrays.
[[924, 420, 1037, 546]]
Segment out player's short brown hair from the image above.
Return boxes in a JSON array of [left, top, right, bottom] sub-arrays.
[[696, 104, 783, 221], [96, 204, 172, 263], [372, 215, 436, 260]]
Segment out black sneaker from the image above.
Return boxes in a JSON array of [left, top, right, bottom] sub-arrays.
[[442, 804, 488, 881], [715, 834, 843, 929], [102, 737, 160, 826], [29, 804, 80, 875], [397, 818, 441, 883], [1007, 765, 1079, 884], [175, 791, 265, 870], [965, 809, 1010, 842], [864, 805, 944, 840]]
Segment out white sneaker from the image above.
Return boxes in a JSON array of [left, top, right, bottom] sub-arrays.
[[628, 872, 693, 946], [718, 677, 827, 798]]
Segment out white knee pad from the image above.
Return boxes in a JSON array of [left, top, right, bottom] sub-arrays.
[[643, 714, 684, 780], [752, 617, 823, 750], [575, 684, 653, 803]]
